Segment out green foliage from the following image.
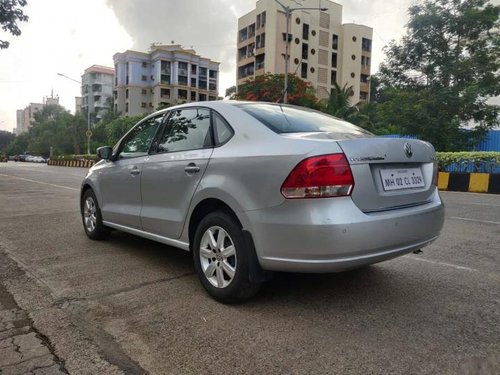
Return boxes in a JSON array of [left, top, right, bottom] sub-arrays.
[[0, 130, 15, 152], [5, 132, 28, 155], [225, 85, 236, 99], [0, 0, 28, 49], [373, 0, 500, 150], [93, 114, 144, 147], [236, 73, 321, 109], [437, 151, 500, 172]]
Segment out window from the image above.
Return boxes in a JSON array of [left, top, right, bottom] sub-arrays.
[[295, 17, 301, 24], [331, 70, 337, 85], [126, 89, 129, 99], [239, 27, 248, 42], [191, 77, 197, 88], [352, 36, 357, 42], [141, 102, 147, 108], [302, 43, 308, 60], [362, 56, 371, 66], [199, 93, 207, 101], [256, 33, 265, 49], [248, 23, 256, 38], [362, 38, 372, 52], [361, 74, 369, 83], [125, 103, 128, 113], [141, 75, 147, 81], [209, 70, 217, 79], [303, 23, 309, 40], [236, 103, 372, 135], [213, 112, 233, 145], [360, 91, 368, 100], [158, 108, 212, 153], [332, 34, 338, 49], [191, 91, 197, 101], [301, 63, 308, 79], [178, 89, 188, 100], [161, 88, 170, 98], [142, 62, 148, 68], [351, 72, 356, 78], [191, 64, 197, 75], [141, 89, 147, 95], [331, 52, 337, 68], [119, 115, 164, 158]]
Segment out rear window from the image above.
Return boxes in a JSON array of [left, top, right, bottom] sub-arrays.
[[236, 103, 372, 136]]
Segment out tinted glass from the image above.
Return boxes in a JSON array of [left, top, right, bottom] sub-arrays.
[[158, 108, 212, 153], [119, 114, 164, 158], [236, 103, 373, 136], [213, 112, 233, 145]]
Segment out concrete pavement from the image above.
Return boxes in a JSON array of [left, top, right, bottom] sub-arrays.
[[0, 162, 499, 374]]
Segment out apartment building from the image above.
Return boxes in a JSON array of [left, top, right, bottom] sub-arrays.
[[237, 0, 373, 103], [81, 65, 114, 123], [16, 94, 60, 134], [113, 44, 220, 116]]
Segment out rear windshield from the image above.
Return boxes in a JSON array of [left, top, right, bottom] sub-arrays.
[[235, 103, 373, 136]]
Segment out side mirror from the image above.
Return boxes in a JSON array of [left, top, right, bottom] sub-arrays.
[[96, 146, 113, 160]]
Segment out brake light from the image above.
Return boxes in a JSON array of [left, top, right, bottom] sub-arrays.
[[281, 153, 354, 198]]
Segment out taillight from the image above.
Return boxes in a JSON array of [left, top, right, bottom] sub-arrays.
[[281, 153, 354, 199]]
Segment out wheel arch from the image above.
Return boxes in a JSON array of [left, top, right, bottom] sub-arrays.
[[188, 198, 243, 251]]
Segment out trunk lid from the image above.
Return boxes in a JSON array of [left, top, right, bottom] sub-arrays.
[[337, 137, 437, 212]]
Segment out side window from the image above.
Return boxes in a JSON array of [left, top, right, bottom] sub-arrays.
[[119, 114, 164, 159], [158, 108, 212, 153], [213, 112, 233, 145]]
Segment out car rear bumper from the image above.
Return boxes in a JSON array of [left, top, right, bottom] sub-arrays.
[[244, 189, 444, 273]]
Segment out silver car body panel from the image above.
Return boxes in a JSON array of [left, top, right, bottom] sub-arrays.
[[82, 101, 445, 273]]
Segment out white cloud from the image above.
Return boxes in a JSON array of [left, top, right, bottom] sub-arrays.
[[0, 0, 132, 132]]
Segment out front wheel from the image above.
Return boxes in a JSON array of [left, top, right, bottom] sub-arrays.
[[81, 189, 110, 240], [193, 211, 262, 303]]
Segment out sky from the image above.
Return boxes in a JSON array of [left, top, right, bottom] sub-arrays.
[[0, 0, 451, 132]]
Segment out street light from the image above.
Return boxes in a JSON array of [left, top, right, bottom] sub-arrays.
[[57, 72, 92, 155], [274, 0, 327, 103]]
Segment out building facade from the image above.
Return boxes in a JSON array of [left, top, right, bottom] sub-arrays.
[[81, 65, 115, 123], [15, 94, 59, 134], [237, 0, 373, 103], [113, 44, 220, 116]]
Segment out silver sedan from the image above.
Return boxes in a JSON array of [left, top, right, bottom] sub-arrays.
[[80, 101, 444, 302]]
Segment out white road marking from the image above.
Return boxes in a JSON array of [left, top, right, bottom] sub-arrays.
[[408, 256, 478, 272], [448, 216, 500, 225], [0, 173, 79, 191]]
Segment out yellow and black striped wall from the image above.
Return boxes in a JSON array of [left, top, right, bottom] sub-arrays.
[[438, 172, 499, 194]]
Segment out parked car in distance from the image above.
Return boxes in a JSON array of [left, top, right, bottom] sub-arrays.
[[80, 101, 445, 303], [32, 156, 46, 163]]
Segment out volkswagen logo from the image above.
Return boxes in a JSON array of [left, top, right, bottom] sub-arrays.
[[403, 142, 413, 158]]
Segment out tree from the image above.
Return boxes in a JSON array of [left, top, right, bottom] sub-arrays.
[[377, 0, 500, 150], [5, 132, 29, 155], [225, 85, 236, 99], [0, 130, 15, 152], [0, 0, 29, 49], [236, 73, 321, 109]]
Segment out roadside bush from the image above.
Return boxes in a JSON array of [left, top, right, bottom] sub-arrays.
[[437, 152, 500, 173]]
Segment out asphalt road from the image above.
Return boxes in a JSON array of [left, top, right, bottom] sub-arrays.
[[0, 162, 499, 375]]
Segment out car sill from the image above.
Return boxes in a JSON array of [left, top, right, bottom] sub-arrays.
[[102, 221, 190, 251]]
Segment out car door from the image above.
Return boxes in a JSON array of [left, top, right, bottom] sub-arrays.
[[99, 113, 165, 229], [140, 107, 214, 239]]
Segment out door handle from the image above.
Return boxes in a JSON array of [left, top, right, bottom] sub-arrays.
[[184, 163, 200, 174], [130, 167, 141, 175]]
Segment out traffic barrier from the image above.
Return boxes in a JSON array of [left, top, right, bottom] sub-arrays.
[[438, 172, 499, 194], [47, 159, 96, 168]]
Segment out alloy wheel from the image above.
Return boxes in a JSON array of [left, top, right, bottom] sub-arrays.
[[199, 226, 237, 288], [83, 197, 97, 233]]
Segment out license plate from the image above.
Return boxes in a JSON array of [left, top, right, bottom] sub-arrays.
[[380, 168, 425, 191]]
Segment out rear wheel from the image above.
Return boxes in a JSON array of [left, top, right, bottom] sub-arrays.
[[193, 211, 262, 303], [81, 189, 110, 240]]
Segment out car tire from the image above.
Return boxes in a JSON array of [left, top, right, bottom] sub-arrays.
[[193, 211, 262, 303], [81, 189, 110, 240]]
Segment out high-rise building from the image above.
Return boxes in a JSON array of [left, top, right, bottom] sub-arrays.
[[81, 65, 115, 123], [237, 0, 373, 103], [113, 44, 220, 116]]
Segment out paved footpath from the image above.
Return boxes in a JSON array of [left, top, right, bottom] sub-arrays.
[[0, 282, 67, 375]]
